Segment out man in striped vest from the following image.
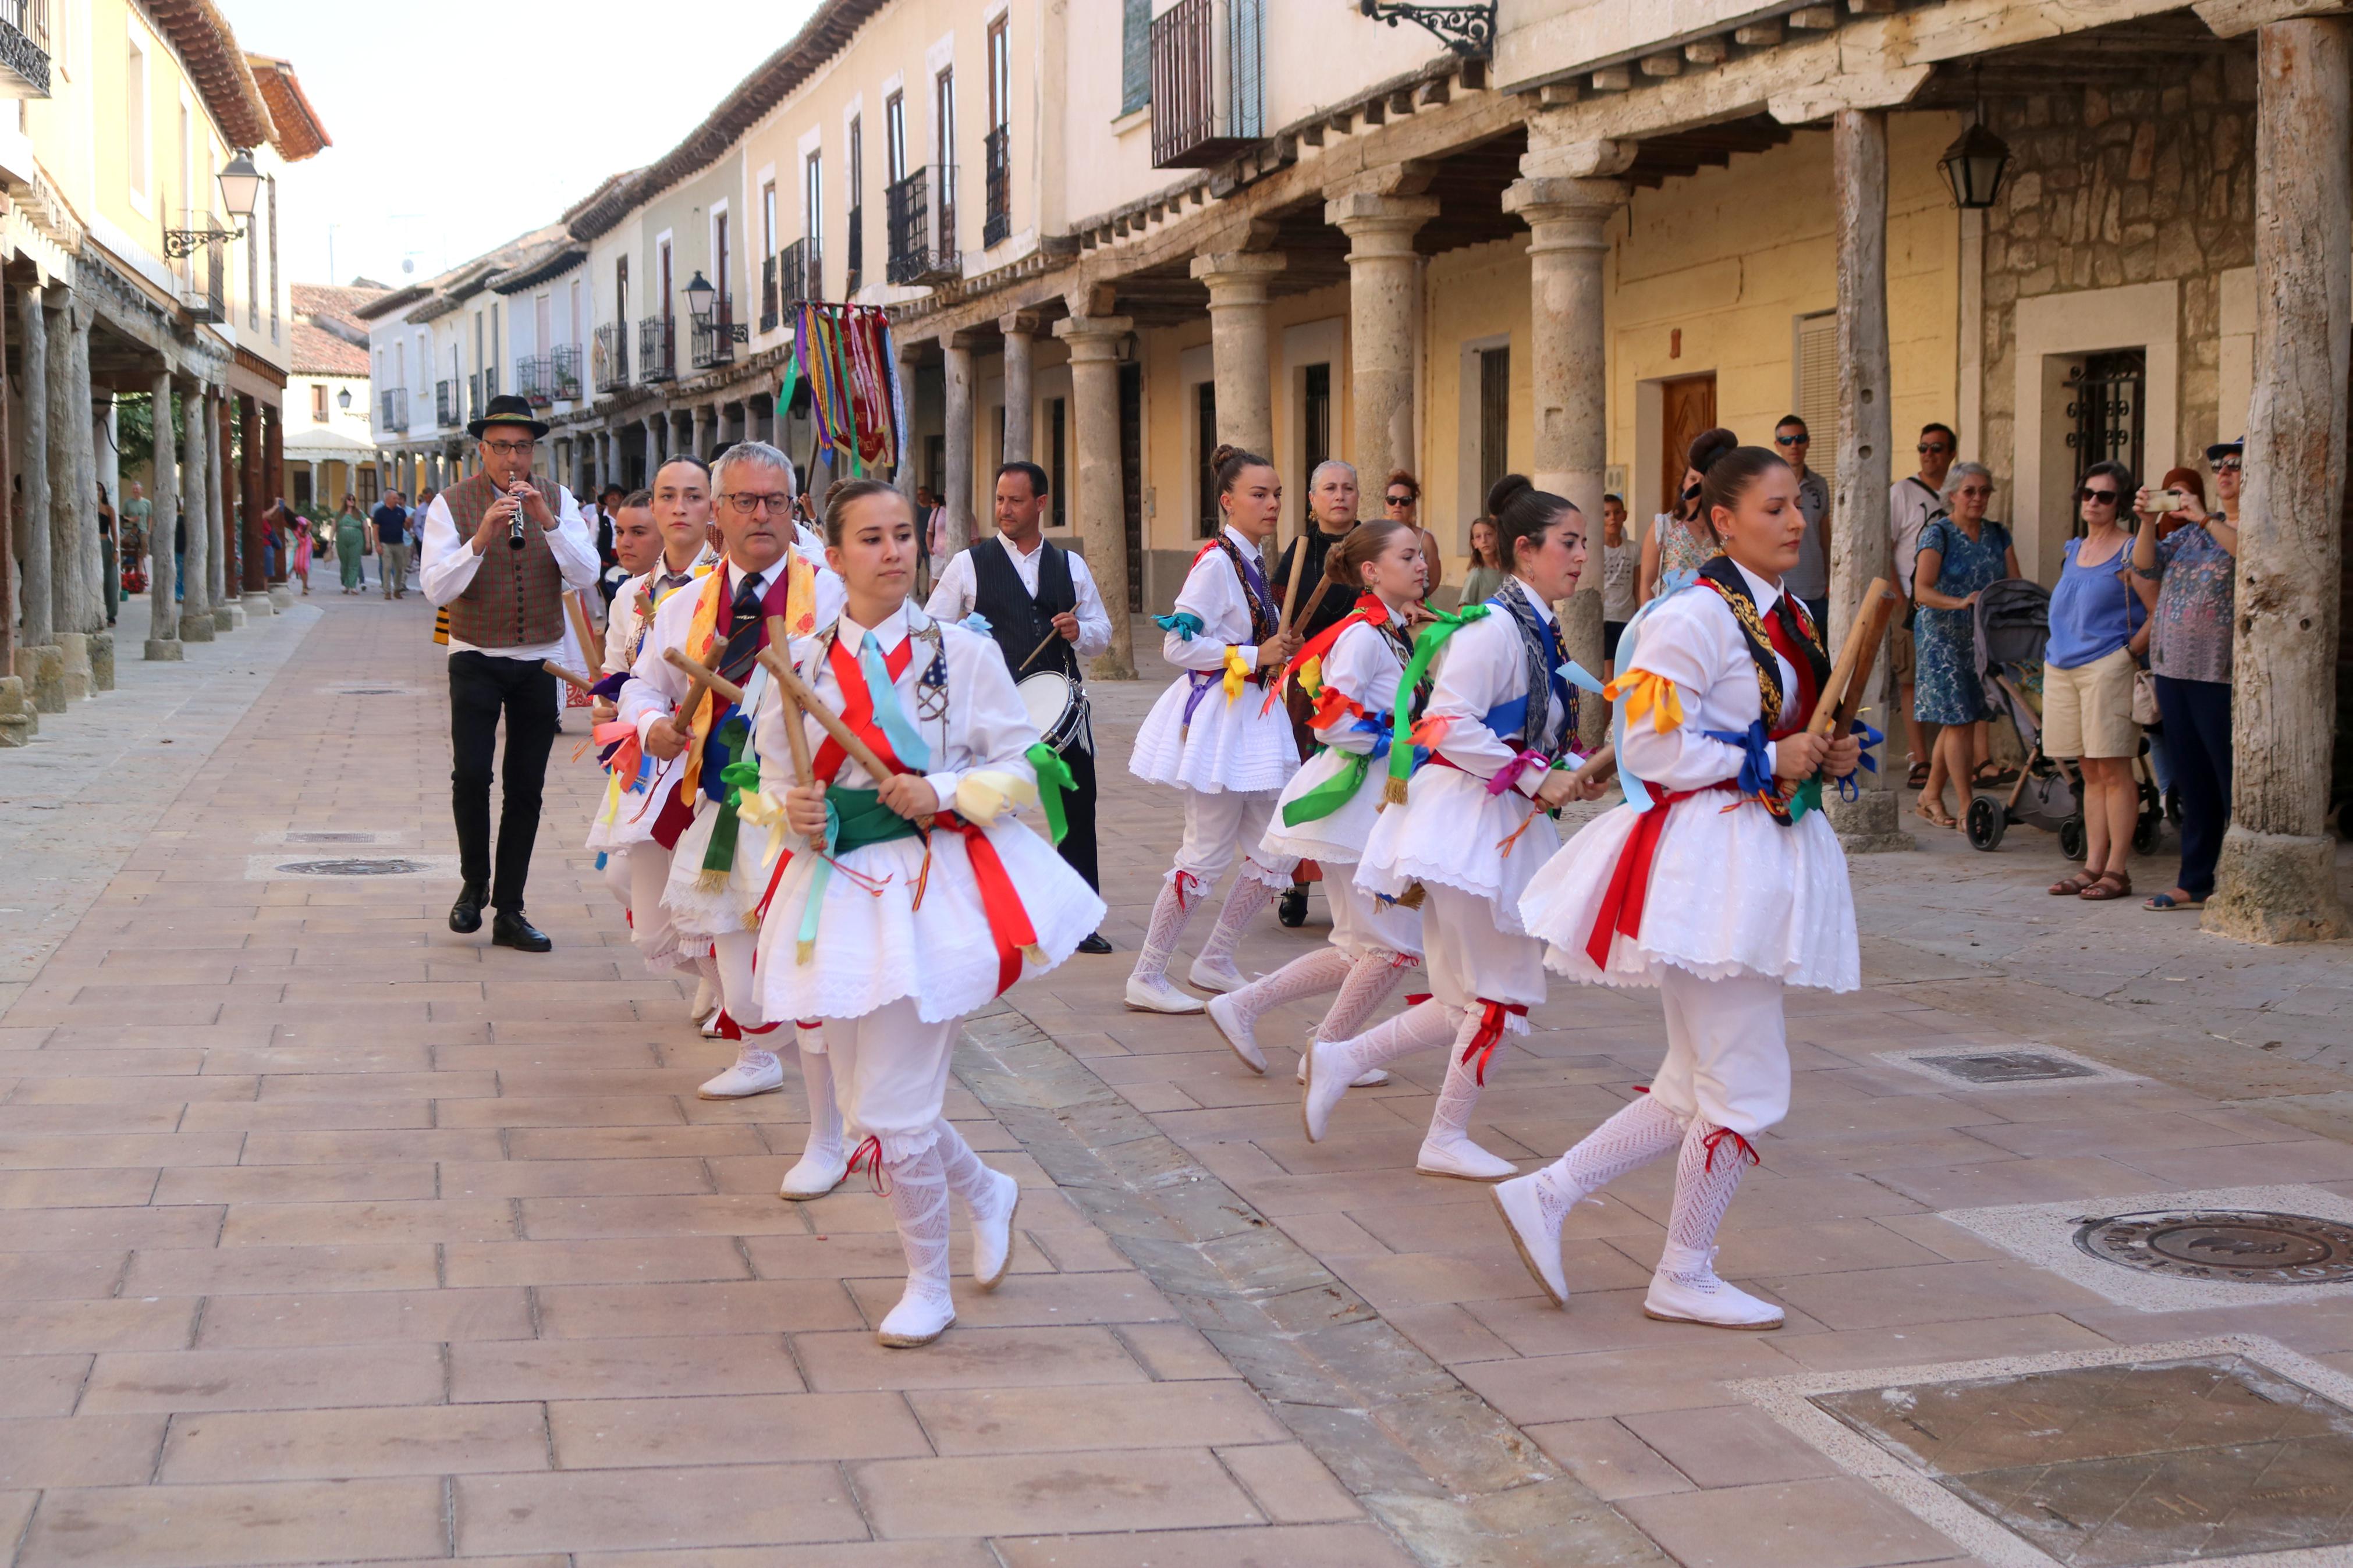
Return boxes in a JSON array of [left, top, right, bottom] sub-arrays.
[[418, 394, 601, 951]]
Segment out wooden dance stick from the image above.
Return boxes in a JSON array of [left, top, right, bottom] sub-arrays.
[[1276, 514, 1314, 636], [542, 660, 597, 695], [565, 591, 604, 678], [755, 643, 936, 830], [1806, 578, 1901, 739], [764, 616, 816, 787], [663, 646, 744, 708]]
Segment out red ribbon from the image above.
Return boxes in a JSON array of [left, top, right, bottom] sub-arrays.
[[1703, 1126, 1761, 1173], [1461, 1000, 1528, 1085], [1264, 594, 1392, 714], [711, 1012, 784, 1041], [946, 816, 1042, 998], [1173, 869, 1204, 912], [812, 634, 914, 783], [1582, 784, 1738, 970], [846, 1134, 890, 1194]]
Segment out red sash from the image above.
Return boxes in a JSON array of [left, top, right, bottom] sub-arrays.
[[812, 635, 914, 783]]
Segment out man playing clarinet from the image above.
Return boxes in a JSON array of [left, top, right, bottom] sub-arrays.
[[419, 393, 601, 952], [925, 461, 1115, 954]]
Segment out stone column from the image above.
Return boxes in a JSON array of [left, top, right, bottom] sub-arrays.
[[210, 394, 239, 632], [70, 306, 112, 686], [896, 340, 924, 502], [145, 370, 182, 660], [265, 405, 290, 607], [1503, 171, 1626, 746], [42, 291, 90, 700], [1325, 189, 1439, 488], [15, 290, 57, 708], [1000, 312, 1039, 463], [690, 405, 712, 462], [1053, 312, 1135, 678], [1825, 109, 1904, 851], [1188, 253, 1286, 460], [2209, 17, 2352, 943], [0, 287, 21, 744], [644, 413, 665, 470], [943, 332, 978, 551], [181, 383, 214, 643]]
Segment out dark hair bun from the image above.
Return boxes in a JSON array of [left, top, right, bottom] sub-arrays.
[[1485, 472, 1534, 519], [1687, 426, 1740, 476], [1209, 443, 1247, 475]]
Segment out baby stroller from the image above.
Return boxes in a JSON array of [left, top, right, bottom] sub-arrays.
[[1962, 577, 2163, 858]]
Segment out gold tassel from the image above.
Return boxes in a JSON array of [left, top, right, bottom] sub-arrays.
[[695, 868, 730, 893], [1396, 881, 1426, 910], [797, 939, 817, 965], [1382, 776, 1411, 806], [1022, 943, 1047, 966]]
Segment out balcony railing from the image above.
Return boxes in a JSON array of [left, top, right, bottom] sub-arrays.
[[688, 304, 741, 371], [846, 204, 863, 295], [551, 344, 583, 403], [639, 317, 676, 383], [984, 125, 1010, 249], [435, 380, 456, 427], [759, 254, 779, 334], [1151, 0, 1264, 169], [515, 355, 553, 408], [484, 367, 498, 401], [179, 219, 226, 322], [592, 322, 630, 391], [777, 239, 818, 311], [379, 387, 409, 432], [467, 372, 482, 422], [0, 1, 52, 98], [886, 165, 958, 287]]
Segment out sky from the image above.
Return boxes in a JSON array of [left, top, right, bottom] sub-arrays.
[[228, 0, 823, 288]]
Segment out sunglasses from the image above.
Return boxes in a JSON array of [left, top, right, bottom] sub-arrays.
[[2078, 488, 2120, 504], [1385, 493, 1414, 506], [1918, 442, 1952, 455], [1774, 433, 1808, 446], [2216, 458, 2242, 473]]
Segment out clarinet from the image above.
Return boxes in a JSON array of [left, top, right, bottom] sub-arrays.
[[507, 482, 530, 550]]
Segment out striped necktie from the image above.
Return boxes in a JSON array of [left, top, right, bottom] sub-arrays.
[[719, 572, 765, 685]]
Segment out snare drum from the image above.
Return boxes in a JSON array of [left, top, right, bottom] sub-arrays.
[[1016, 669, 1089, 754]]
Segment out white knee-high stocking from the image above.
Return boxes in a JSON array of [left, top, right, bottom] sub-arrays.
[[778, 1026, 846, 1200], [877, 1144, 956, 1346], [1659, 1119, 1756, 1280], [1131, 875, 1201, 987], [1300, 997, 1454, 1142], [1228, 948, 1351, 1031], [1418, 1009, 1517, 1180], [933, 1118, 1019, 1289], [1191, 872, 1279, 986], [1529, 1095, 1688, 1228], [1315, 949, 1416, 1045]]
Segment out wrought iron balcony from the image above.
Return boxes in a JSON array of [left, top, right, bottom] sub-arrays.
[[0, 1, 51, 98], [845, 204, 863, 295], [515, 355, 553, 408], [759, 254, 779, 334], [638, 317, 676, 383], [886, 165, 958, 287], [467, 372, 482, 422], [592, 322, 630, 392], [379, 387, 409, 432], [435, 380, 456, 427], [551, 344, 583, 403], [777, 239, 819, 311], [484, 367, 498, 401], [1151, 0, 1264, 169], [179, 225, 226, 322], [984, 125, 1010, 250], [688, 303, 740, 371]]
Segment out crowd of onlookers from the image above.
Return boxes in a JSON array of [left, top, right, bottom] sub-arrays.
[[1632, 414, 2238, 912]]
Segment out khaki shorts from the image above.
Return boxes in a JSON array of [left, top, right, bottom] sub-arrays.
[[1887, 617, 1916, 685], [2042, 645, 2140, 759]]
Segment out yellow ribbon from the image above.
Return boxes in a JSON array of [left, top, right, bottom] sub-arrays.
[[1605, 669, 1684, 734], [1221, 646, 1252, 702], [954, 769, 1039, 824], [736, 788, 796, 867]]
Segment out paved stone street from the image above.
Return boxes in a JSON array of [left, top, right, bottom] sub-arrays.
[[0, 595, 2350, 1566]]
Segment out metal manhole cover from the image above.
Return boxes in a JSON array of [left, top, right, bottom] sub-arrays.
[[1916, 1050, 2102, 1085], [272, 858, 424, 877], [2075, 1210, 2353, 1286], [284, 832, 376, 844]]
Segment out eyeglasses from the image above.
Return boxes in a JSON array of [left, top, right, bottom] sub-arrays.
[[1955, 486, 1993, 498], [719, 493, 794, 516], [2078, 487, 2120, 504], [2216, 458, 2242, 473], [1918, 442, 1952, 456], [483, 439, 537, 457], [1774, 433, 1809, 446]]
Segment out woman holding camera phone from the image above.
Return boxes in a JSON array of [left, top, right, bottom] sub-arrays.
[[2132, 443, 2239, 911]]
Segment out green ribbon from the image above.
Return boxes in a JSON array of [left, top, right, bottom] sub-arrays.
[[1786, 776, 1822, 824], [1025, 742, 1074, 845], [792, 785, 926, 962], [1384, 605, 1490, 795], [700, 716, 757, 879], [1283, 751, 1371, 826]]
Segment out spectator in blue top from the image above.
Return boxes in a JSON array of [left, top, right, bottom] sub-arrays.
[[2131, 443, 2240, 911], [371, 492, 412, 601], [2043, 460, 2148, 902]]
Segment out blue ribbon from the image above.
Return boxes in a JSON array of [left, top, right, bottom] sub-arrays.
[[861, 631, 931, 773], [589, 670, 631, 700], [1833, 721, 1886, 802], [957, 611, 993, 636], [1703, 720, 1779, 801], [1154, 610, 1205, 641]]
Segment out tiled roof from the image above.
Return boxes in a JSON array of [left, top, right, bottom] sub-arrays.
[[289, 320, 368, 378], [291, 282, 386, 336], [143, 0, 275, 151], [246, 55, 330, 161]]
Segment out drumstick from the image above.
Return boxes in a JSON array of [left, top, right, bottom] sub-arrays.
[[1012, 625, 1063, 676], [765, 616, 815, 787], [1277, 515, 1314, 635], [542, 660, 597, 694], [1807, 579, 1901, 739], [565, 590, 604, 678]]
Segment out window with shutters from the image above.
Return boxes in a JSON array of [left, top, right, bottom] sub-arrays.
[[1120, 0, 1151, 116], [1478, 347, 1510, 507], [1793, 310, 1837, 465]]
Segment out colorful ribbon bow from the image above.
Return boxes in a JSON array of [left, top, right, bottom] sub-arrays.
[[736, 788, 796, 866], [1488, 749, 1552, 798], [1154, 610, 1204, 641], [1461, 1000, 1529, 1085], [1220, 646, 1252, 702], [1606, 668, 1684, 734], [1024, 742, 1075, 844]]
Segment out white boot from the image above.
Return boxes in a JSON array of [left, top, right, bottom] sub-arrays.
[[1207, 947, 1350, 1075], [698, 1046, 783, 1100], [876, 1144, 956, 1347], [1127, 874, 1205, 1014], [934, 1120, 1018, 1291], [1644, 1247, 1784, 1330], [1301, 999, 1453, 1143], [1188, 870, 1278, 993], [1294, 948, 1417, 1088], [1296, 1055, 1389, 1087], [1416, 1011, 1516, 1181], [1492, 1168, 1580, 1307], [779, 1027, 847, 1199], [689, 975, 716, 1022]]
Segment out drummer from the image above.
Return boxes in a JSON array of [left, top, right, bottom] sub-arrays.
[[925, 460, 1115, 954]]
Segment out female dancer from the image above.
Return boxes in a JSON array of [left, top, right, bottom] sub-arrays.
[[1500, 444, 1861, 1329], [1304, 476, 1606, 1181], [1126, 445, 1303, 1013], [1206, 520, 1425, 1086], [754, 479, 1105, 1346]]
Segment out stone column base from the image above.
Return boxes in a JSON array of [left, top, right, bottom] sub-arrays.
[[181, 611, 217, 643], [268, 585, 293, 610], [24, 643, 66, 712], [214, 603, 244, 632], [1088, 652, 1137, 682], [2203, 826, 2350, 943], [242, 591, 275, 618], [55, 631, 91, 701], [1827, 789, 1911, 854], [144, 638, 184, 662], [0, 675, 33, 745], [88, 631, 115, 692]]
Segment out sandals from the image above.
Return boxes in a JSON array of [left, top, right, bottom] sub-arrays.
[[2079, 870, 2133, 901], [2145, 890, 2204, 911], [1907, 761, 1931, 788], [1914, 800, 1957, 829], [2048, 872, 2096, 896], [1972, 763, 2019, 788]]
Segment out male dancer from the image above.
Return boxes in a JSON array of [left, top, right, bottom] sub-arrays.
[[925, 460, 1114, 952], [420, 394, 601, 951]]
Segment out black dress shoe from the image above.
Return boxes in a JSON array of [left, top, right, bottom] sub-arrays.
[[490, 909, 553, 952], [1277, 886, 1308, 927], [1076, 931, 1115, 955], [449, 881, 488, 934]]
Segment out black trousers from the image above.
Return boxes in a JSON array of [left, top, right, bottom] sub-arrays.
[[449, 651, 560, 911], [2153, 674, 2231, 899], [1056, 733, 1101, 895]]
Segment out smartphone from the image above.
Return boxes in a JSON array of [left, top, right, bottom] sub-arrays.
[[2148, 489, 2185, 514]]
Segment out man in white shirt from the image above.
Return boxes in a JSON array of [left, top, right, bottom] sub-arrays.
[[1889, 422, 1957, 783], [419, 395, 602, 951], [927, 460, 1115, 954]]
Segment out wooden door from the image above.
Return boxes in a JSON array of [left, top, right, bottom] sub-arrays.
[[1659, 372, 1717, 518]]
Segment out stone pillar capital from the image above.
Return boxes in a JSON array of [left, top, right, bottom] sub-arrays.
[[998, 310, 1042, 339], [1323, 191, 1441, 253], [1503, 177, 1628, 250], [1519, 133, 1637, 180], [946, 328, 988, 353], [1190, 251, 1289, 304], [1052, 314, 1134, 361]]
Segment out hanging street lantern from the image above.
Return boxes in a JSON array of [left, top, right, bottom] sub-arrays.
[[1939, 119, 2013, 211]]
